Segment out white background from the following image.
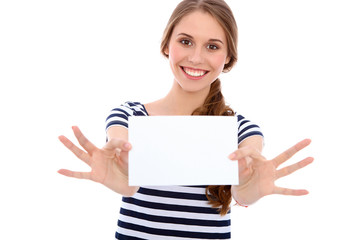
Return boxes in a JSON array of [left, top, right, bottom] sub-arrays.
[[0, 0, 359, 239]]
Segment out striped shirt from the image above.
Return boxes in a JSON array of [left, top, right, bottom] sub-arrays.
[[105, 101, 263, 240]]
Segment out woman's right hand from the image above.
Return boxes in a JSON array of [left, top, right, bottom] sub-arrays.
[[58, 126, 139, 196]]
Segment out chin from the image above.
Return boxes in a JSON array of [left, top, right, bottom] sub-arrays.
[[176, 81, 212, 94]]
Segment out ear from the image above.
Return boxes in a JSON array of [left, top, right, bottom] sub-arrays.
[[225, 56, 231, 65], [164, 45, 169, 56]]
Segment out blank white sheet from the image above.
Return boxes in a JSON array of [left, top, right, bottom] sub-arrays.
[[128, 116, 239, 186]]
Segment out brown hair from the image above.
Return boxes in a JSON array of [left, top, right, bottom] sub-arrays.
[[161, 0, 238, 216]]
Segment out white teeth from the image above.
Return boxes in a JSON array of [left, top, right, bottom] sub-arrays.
[[183, 67, 207, 77]]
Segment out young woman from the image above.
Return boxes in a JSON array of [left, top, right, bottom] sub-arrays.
[[58, 0, 313, 239]]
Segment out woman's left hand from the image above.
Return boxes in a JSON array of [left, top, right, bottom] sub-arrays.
[[229, 139, 314, 206]]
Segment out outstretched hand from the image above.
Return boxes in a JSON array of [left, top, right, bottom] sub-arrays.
[[229, 139, 313, 205], [58, 126, 138, 196]]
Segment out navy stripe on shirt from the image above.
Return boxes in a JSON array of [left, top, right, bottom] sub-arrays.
[[120, 208, 231, 227], [122, 197, 221, 215], [118, 221, 231, 239], [138, 187, 209, 201], [115, 232, 146, 240]]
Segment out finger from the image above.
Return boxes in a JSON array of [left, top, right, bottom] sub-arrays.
[[72, 126, 97, 154], [237, 156, 252, 172], [237, 158, 247, 171], [273, 186, 309, 196], [114, 147, 128, 166], [115, 148, 122, 158], [228, 146, 264, 161], [273, 139, 311, 167], [57, 169, 90, 180], [58, 135, 91, 165], [276, 157, 314, 179], [105, 138, 132, 152]]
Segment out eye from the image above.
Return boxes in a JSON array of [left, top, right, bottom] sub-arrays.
[[207, 44, 219, 50], [180, 39, 192, 46]]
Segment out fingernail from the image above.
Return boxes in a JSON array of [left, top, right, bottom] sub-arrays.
[[124, 143, 131, 149]]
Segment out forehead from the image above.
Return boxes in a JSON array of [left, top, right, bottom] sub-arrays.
[[172, 10, 226, 42]]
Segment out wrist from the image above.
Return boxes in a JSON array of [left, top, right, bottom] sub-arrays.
[[231, 185, 255, 207]]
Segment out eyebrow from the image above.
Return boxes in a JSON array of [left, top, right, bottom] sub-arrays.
[[177, 33, 224, 45]]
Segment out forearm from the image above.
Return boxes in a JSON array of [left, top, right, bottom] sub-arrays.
[[231, 184, 256, 206]]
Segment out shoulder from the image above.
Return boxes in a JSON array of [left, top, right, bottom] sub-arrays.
[[111, 101, 148, 116]]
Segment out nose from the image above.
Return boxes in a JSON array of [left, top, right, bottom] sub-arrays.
[[188, 46, 204, 65]]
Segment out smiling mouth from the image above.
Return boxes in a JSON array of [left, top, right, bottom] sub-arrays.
[[181, 66, 209, 78]]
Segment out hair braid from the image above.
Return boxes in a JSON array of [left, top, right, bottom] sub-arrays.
[[192, 79, 235, 216]]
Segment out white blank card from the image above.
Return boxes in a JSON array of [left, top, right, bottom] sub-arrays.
[[128, 116, 239, 186]]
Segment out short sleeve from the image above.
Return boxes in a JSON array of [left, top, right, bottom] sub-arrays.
[[105, 101, 148, 132], [236, 113, 263, 145], [105, 105, 133, 131]]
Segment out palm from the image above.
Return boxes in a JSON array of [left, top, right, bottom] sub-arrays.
[[249, 159, 277, 197], [88, 147, 126, 183], [232, 139, 313, 204]]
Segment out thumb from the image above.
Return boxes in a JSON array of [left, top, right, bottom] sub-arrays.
[[105, 138, 132, 152]]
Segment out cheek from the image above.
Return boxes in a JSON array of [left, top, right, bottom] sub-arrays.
[[210, 54, 228, 71], [168, 44, 185, 65]]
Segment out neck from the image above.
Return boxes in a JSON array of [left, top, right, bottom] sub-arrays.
[[157, 80, 210, 115]]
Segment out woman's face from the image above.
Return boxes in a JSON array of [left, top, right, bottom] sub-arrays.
[[165, 10, 230, 94]]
